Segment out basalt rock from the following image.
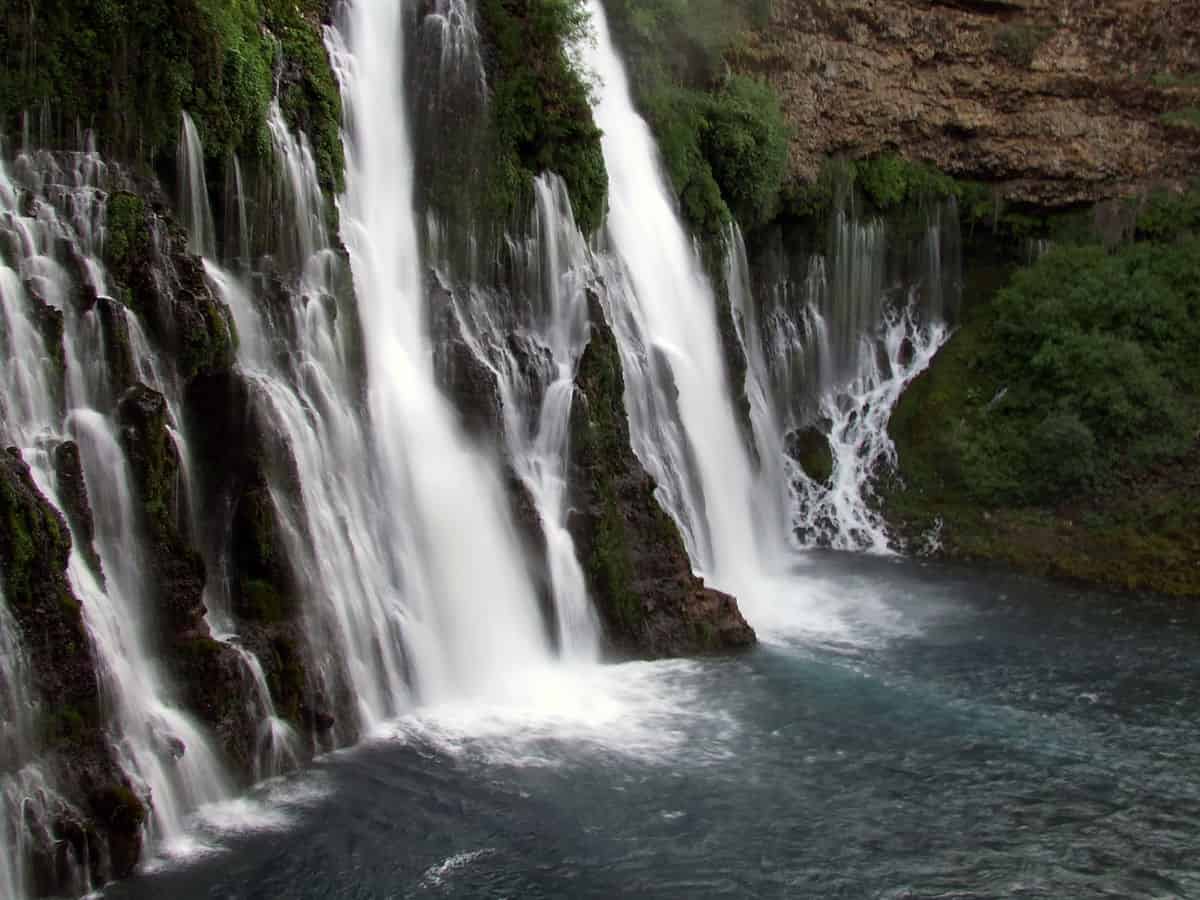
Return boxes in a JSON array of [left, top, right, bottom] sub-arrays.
[[114, 382, 262, 775], [0, 448, 146, 890], [430, 278, 503, 440], [567, 295, 756, 657], [95, 296, 137, 402], [738, 0, 1200, 206], [52, 440, 104, 581], [103, 191, 236, 382], [183, 367, 330, 755]]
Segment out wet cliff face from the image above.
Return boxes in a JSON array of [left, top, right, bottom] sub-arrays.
[[567, 296, 756, 657], [737, 0, 1200, 205]]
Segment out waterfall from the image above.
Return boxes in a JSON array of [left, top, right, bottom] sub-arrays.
[[328, 0, 552, 701], [582, 1, 775, 597], [437, 174, 601, 661], [729, 209, 958, 552], [178, 113, 216, 259], [199, 98, 415, 733], [0, 147, 231, 882]]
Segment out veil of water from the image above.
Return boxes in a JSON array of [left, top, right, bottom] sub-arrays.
[[437, 174, 601, 661], [0, 147, 232, 891], [328, 0, 551, 703], [582, 0, 772, 596], [729, 208, 958, 552]]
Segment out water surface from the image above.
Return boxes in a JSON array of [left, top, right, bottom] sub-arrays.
[[106, 556, 1200, 899]]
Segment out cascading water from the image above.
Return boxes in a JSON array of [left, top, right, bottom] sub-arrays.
[[729, 207, 959, 552], [583, 0, 962, 627], [0, 145, 232, 889], [326, 0, 553, 701], [197, 99, 415, 735], [582, 1, 772, 595], [437, 174, 601, 660]]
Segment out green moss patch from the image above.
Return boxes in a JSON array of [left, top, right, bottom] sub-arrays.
[[479, 0, 607, 233]]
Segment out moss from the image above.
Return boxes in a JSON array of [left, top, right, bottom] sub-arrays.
[[264, 0, 345, 194], [0, 0, 343, 196], [993, 23, 1053, 68], [0, 453, 72, 609], [41, 704, 89, 744], [604, 0, 790, 234], [102, 193, 149, 285], [791, 427, 834, 484], [479, 0, 607, 232], [236, 577, 288, 623], [591, 485, 641, 630], [1160, 107, 1200, 131]]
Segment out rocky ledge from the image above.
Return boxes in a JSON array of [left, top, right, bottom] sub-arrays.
[[737, 0, 1200, 206]]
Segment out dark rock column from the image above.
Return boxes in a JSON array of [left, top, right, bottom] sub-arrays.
[[567, 295, 756, 657], [0, 447, 146, 889]]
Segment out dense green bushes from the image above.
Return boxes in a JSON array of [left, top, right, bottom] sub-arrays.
[[0, 0, 342, 193], [893, 234, 1200, 506], [480, 0, 607, 232], [604, 0, 789, 234]]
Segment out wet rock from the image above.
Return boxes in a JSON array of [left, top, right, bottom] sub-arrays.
[[566, 294, 755, 657], [0, 448, 141, 889], [430, 279, 503, 439], [116, 383, 208, 638], [53, 440, 104, 580], [95, 296, 136, 400], [788, 425, 835, 484]]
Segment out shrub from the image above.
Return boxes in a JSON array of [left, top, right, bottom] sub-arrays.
[[993, 23, 1053, 68], [604, 0, 790, 234], [479, 0, 607, 232]]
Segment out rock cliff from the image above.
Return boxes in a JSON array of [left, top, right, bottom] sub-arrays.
[[737, 0, 1200, 206]]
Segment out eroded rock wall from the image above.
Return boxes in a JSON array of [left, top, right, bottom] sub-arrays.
[[737, 0, 1200, 205]]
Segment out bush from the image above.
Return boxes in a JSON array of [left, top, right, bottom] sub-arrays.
[[701, 76, 790, 228], [1028, 413, 1097, 495], [604, 0, 790, 234], [993, 23, 1053, 67], [479, 0, 607, 232]]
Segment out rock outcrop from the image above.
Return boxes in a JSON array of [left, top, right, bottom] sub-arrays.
[[567, 295, 756, 657], [0, 448, 146, 891], [737, 0, 1200, 205]]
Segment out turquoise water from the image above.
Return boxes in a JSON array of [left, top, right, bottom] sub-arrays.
[[106, 556, 1200, 899]]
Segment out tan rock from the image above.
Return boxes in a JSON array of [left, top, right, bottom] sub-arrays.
[[734, 0, 1200, 205]]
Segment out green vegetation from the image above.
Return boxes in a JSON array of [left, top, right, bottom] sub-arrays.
[[993, 23, 1053, 68], [0, 0, 343, 193], [479, 0, 607, 232], [893, 239, 1200, 505], [1160, 107, 1200, 131], [1151, 71, 1200, 89], [887, 183, 1200, 596], [605, 0, 789, 234]]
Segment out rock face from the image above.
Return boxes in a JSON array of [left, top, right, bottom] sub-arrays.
[[0, 448, 147, 889], [567, 296, 756, 657], [737, 0, 1200, 205]]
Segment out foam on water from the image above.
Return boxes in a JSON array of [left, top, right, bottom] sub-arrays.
[[376, 659, 740, 769]]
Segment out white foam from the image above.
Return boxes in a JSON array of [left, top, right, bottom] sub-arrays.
[[376, 659, 740, 768], [418, 848, 496, 888]]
